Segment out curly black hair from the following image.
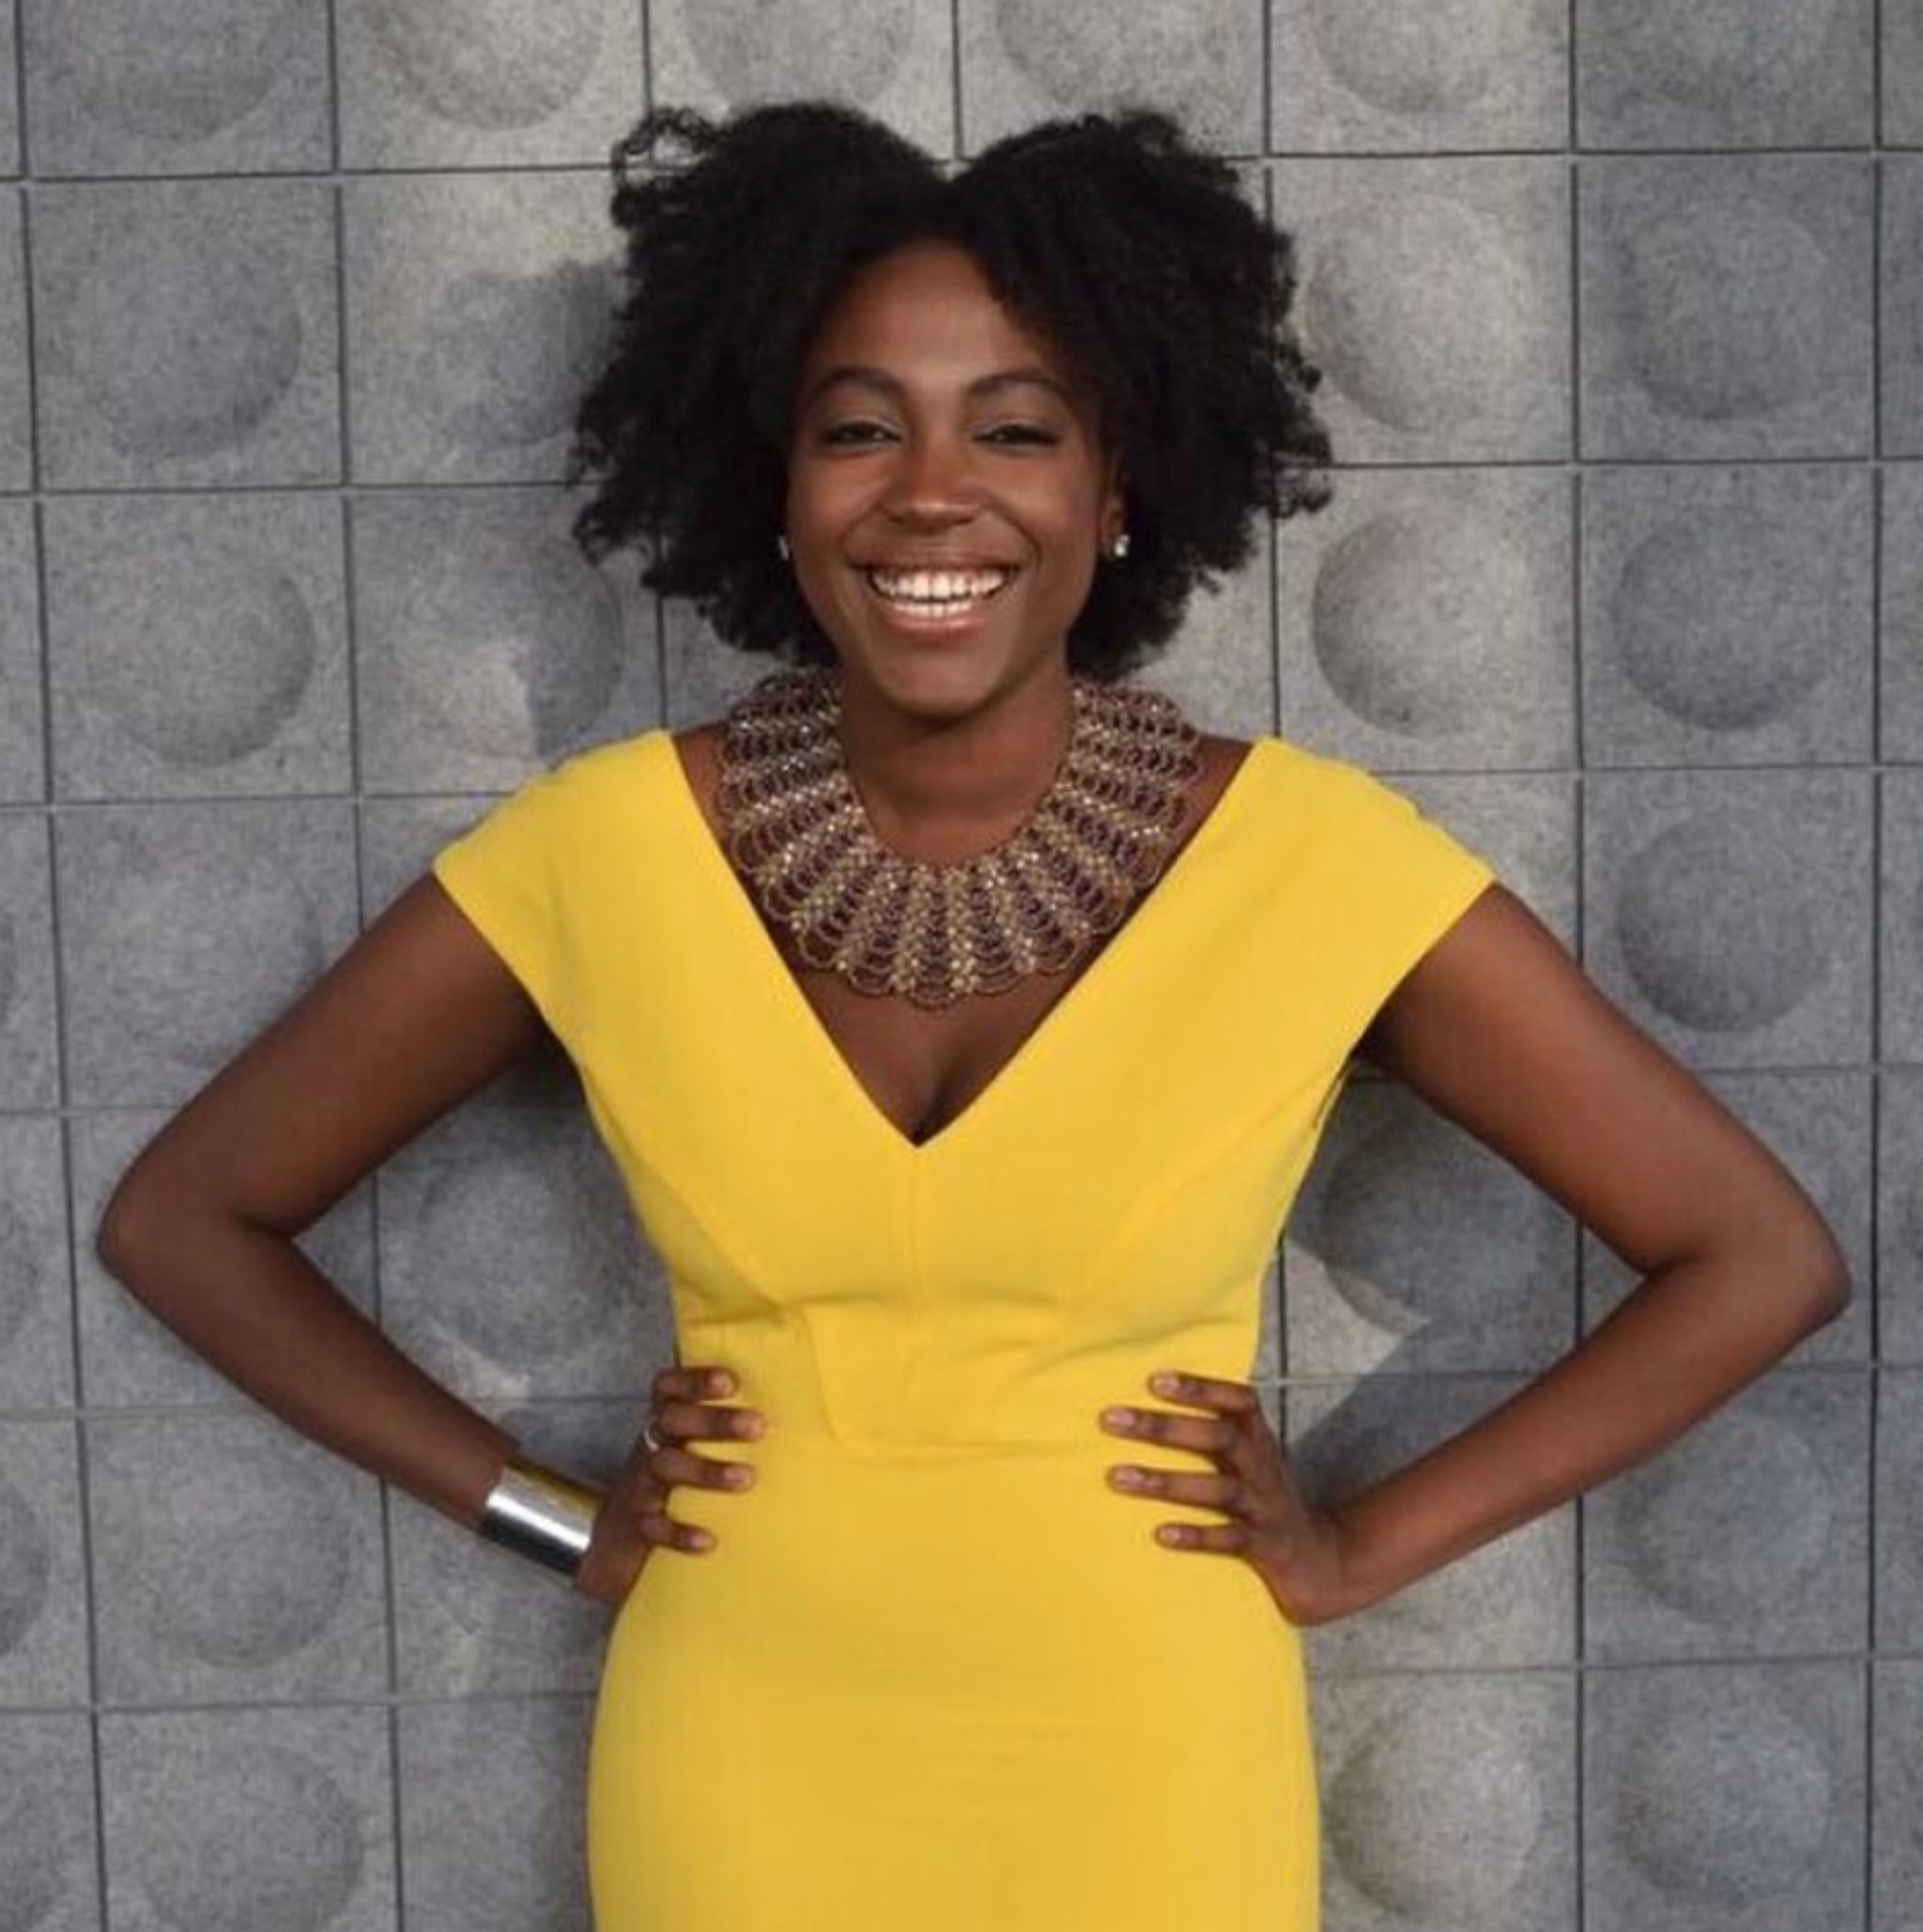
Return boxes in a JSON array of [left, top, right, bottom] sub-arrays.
[[571, 102, 1330, 680]]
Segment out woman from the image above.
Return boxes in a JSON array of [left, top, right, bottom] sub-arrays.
[[97, 103, 1848, 1928]]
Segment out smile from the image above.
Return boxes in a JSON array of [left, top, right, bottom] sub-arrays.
[[862, 566, 1016, 618]]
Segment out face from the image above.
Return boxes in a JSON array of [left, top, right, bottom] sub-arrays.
[[784, 240, 1123, 725]]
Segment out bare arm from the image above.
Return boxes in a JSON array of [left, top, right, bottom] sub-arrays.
[[1319, 882, 1849, 1610], [95, 874, 547, 1527]]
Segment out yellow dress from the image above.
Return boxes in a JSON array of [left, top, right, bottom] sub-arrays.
[[430, 725, 1493, 1931]]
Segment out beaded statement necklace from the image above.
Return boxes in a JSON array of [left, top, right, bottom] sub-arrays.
[[714, 667, 1203, 1009]]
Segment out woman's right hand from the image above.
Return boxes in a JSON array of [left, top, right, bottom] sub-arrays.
[[575, 1365, 765, 1604]]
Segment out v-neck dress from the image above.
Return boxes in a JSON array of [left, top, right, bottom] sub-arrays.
[[430, 725, 1494, 1931]]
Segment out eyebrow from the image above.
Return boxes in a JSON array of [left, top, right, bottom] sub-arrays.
[[801, 364, 1075, 409]]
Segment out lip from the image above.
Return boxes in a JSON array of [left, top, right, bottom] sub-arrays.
[[854, 561, 1020, 636]]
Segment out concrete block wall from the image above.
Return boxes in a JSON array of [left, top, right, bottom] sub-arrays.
[[0, 3, 1912, 1926]]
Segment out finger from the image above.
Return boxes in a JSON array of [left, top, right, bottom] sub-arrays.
[[651, 1444, 756, 1493], [654, 1398, 766, 1444], [638, 1508, 715, 1555], [652, 1364, 738, 1403], [1106, 1464, 1246, 1513], [1100, 1405, 1237, 1457], [1151, 1519, 1253, 1555], [1146, 1371, 1259, 1417]]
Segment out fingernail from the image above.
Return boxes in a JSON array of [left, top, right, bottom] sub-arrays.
[[708, 1372, 734, 1395], [1156, 1525, 1185, 1546], [1149, 1372, 1180, 1396], [691, 1530, 715, 1551], [722, 1465, 751, 1489], [1101, 1406, 1136, 1428], [740, 1413, 766, 1437], [1111, 1466, 1146, 1490]]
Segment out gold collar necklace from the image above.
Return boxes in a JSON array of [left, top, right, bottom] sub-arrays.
[[714, 667, 1203, 1008]]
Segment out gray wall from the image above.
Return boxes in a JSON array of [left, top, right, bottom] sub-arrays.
[[0, 2, 1915, 1927]]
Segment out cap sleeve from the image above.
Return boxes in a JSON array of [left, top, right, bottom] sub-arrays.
[[429, 761, 585, 1052]]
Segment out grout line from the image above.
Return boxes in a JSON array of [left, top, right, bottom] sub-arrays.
[[322, 0, 344, 175], [8, 0, 28, 179], [949, 0, 964, 159], [638, 0, 653, 118], [1260, 0, 1273, 157]]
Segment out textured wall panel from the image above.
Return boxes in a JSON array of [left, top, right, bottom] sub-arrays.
[[1585, 1369, 1869, 1661], [350, 489, 658, 793], [0, 1418, 87, 1707], [1883, 771, 1923, 1064], [0, 810, 56, 1109], [1398, 774, 1577, 941], [1874, 1662, 1923, 1927], [1285, 1078, 1577, 1378], [86, 1410, 388, 1707], [1876, 1370, 1923, 1648], [1891, 0, 1923, 142], [1883, 1073, 1923, 1365], [0, 6, 18, 174], [1277, 466, 1573, 769], [0, 1118, 72, 1407], [45, 493, 351, 800], [1315, 1673, 1576, 1931], [652, 0, 953, 153], [1585, 1071, 1873, 1364], [396, 1698, 592, 1932], [99, 1706, 395, 1932], [344, 174, 616, 486], [0, 1713, 100, 1932], [391, 1401, 630, 1695], [54, 799, 359, 1107], [1886, 466, 1923, 759], [31, 179, 340, 490], [1885, 157, 1923, 459], [1581, 465, 1874, 767], [1269, 0, 1567, 152], [1582, 769, 1873, 1069], [1579, 157, 1874, 460], [0, 503, 42, 800], [376, 1081, 670, 1401], [1274, 158, 1571, 464], [1584, 1662, 1866, 1932], [1290, 1375, 1575, 1669], [22, 0, 331, 176], [1138, 524, 1278, 736], [69, 1108, 375, 1408], [1576, 0, 1874, 148], [961, 0, 1264, 154], [0, 192, 31, 492], [339, 0, 644, 168]]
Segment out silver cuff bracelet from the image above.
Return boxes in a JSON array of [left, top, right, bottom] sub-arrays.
[[476, 1456, 603, 1580]]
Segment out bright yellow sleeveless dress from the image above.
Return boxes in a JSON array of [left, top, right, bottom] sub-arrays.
[[430, 725, 1493, 1931]]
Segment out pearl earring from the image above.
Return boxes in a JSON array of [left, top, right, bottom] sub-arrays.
[[777, 534, 792, 562], [1106, 531, 1131, 561]]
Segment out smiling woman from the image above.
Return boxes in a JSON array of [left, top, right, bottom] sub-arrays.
[[95, 98, 1848, 1932]]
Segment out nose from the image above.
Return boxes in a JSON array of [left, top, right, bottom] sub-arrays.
[[880, 431, 981, 529]]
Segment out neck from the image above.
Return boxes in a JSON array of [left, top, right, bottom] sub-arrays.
[[834, 666, 1078, 862]]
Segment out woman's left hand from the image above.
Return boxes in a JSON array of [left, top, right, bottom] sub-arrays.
[[1100, 1371, 1359, 1628]]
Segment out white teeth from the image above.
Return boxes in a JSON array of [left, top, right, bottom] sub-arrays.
[[867, 567, 1012, 606]]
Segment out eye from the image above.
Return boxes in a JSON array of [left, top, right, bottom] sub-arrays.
[[818, 420, 896, 448], [977, 422, 1060, 447]]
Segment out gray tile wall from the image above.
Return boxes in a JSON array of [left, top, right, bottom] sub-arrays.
[[0, 3, 1910, 1927]]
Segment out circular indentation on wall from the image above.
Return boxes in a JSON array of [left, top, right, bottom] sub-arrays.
[[1310, 504, 1535, 735], [74, 551, 315, 767], [127, 1437, 351, 1668], [1327, 1700, 1542, 1916], [1600, 0, 1838, 110], [1616, 190, 1833, 424], [417, 1145, 626, 1361], [63, 0, 299, 142], [1306, 0, 1531, 115], [426, 1510, 607, 1656], [1303, 195, 1528, 432], [1613, 812, 1830, 1033], [434, 259, 614, 455], [1616, 1695, 1830, 1902], [0, 1776, 65, 1929], [1610, 505, 1833, 730], [1619, 1406, 1832, 1621], [686, 0, 915, 105], [1311, 1112, 1531, 1334], [66, 221, 302, 461], [388, 521, 623, 759], [367, 0, 605, 128], [131, 1744, 362, 1932], [0, 1478, 53, 1656], [0, 1196, 40, 1358], [95, 846, 325, 1068]]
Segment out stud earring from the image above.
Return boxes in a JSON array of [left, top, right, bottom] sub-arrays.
[[1106, 530, 1131, 561], [776, 534, 792, 562]]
